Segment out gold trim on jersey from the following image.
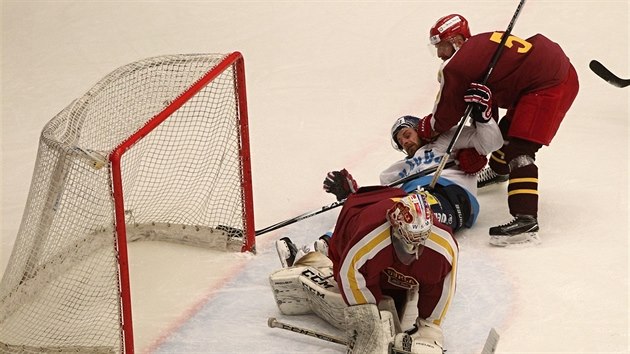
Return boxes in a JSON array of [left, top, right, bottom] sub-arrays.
[[339, 218, 458, 327], [340, 223, 391, 305], [424, 226, 458, 325]]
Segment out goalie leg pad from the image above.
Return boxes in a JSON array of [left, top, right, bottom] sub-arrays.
[[298, 267, 347, 330], [269, 262, 345, 328], [269, 266, 313, 315]]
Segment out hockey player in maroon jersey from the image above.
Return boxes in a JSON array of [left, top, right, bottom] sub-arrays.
[[269, 188, 456, 353], [332, 187, 456, 353], [419, 14, 579, 246]]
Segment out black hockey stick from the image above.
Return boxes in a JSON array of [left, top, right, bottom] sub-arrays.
[[589, 60, 630, 88], [255, 161, 456, 236], [428, 0, 527, 189]]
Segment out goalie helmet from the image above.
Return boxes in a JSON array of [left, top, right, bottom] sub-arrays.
[[390, 115, 420, 151], [386, 192, 433, 256], [429, 14, 471, 45]]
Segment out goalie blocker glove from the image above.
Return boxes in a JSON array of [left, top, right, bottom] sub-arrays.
[[390, 318, 444, 354], [323, 169, 358, 201]]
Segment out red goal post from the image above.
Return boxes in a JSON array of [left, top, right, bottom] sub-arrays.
[[0, 52, 255, 353]]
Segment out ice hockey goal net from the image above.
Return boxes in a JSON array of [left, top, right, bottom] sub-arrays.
[[0, 52, 254, 353]]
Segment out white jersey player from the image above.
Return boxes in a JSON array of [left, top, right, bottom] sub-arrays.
[[380, 114, 503, 197]]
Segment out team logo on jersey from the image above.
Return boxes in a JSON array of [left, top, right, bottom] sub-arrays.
[[398, 150, 442, 180], [382, 267, 419, 290]]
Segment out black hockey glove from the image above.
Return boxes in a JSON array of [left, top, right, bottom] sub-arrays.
[[323, 169, 358, 201]]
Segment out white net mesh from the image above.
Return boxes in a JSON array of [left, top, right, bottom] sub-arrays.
[[0, 53, 252, 353]]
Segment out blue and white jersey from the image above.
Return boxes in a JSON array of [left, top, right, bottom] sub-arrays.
[[379, 119, 503, 197]]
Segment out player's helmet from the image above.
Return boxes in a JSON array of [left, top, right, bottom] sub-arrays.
[[390, 115, 420, 151], [429, 14, 471, 45], [386, 192, 433, 255]]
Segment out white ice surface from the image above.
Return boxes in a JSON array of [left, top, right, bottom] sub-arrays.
[[1, 1, 628, 353]]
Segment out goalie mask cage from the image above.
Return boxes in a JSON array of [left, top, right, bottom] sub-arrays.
[[0, 52, 255, 353]]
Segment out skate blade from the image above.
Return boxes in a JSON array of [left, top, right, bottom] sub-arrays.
[[489, 232, 541, 247]]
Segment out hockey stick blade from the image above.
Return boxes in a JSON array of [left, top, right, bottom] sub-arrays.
[[481, 328, 500, 354], [589, 60, 630, 88]]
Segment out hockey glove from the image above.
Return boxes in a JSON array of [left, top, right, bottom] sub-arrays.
[[457, 148, 488, 175], [416, 114, 436, 141], [323, 169, 358, 201], [464, 83, 493, 123], [392, 318, 444, 354]]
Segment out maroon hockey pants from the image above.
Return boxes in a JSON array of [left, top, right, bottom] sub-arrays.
[[490, 64, 579, 218]]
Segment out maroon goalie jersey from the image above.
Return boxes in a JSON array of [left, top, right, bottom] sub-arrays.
[[329, 186, 458, 323], [433, 32, 572, 133]]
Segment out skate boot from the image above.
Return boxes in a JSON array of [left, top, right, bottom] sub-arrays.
[[477, 166, 509, 188], [275, 237, 298, 267], [489, 215, 541, 246], [313, 233, 331, 257]]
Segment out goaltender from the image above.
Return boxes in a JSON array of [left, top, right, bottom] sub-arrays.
[[268, 82, 503, 353], [270, 186, 455, 354]]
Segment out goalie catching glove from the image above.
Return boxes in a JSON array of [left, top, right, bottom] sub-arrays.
[[323, 169, 359, 201]]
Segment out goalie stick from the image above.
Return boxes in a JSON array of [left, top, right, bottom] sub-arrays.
[[481, 328, 500, 354], [268, 317, 500, 354], [589, 60, 630, 88], [267, 317, 348, 346], [255, 161, 456, 236]]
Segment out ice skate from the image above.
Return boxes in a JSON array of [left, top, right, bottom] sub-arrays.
[[276, 237, 298, 267], [313, 233, 331, 257], [489, 215, 541, 246], [477, 166, 508, 188]]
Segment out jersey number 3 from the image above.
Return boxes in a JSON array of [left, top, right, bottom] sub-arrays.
[[490, 32, 532, 53]]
